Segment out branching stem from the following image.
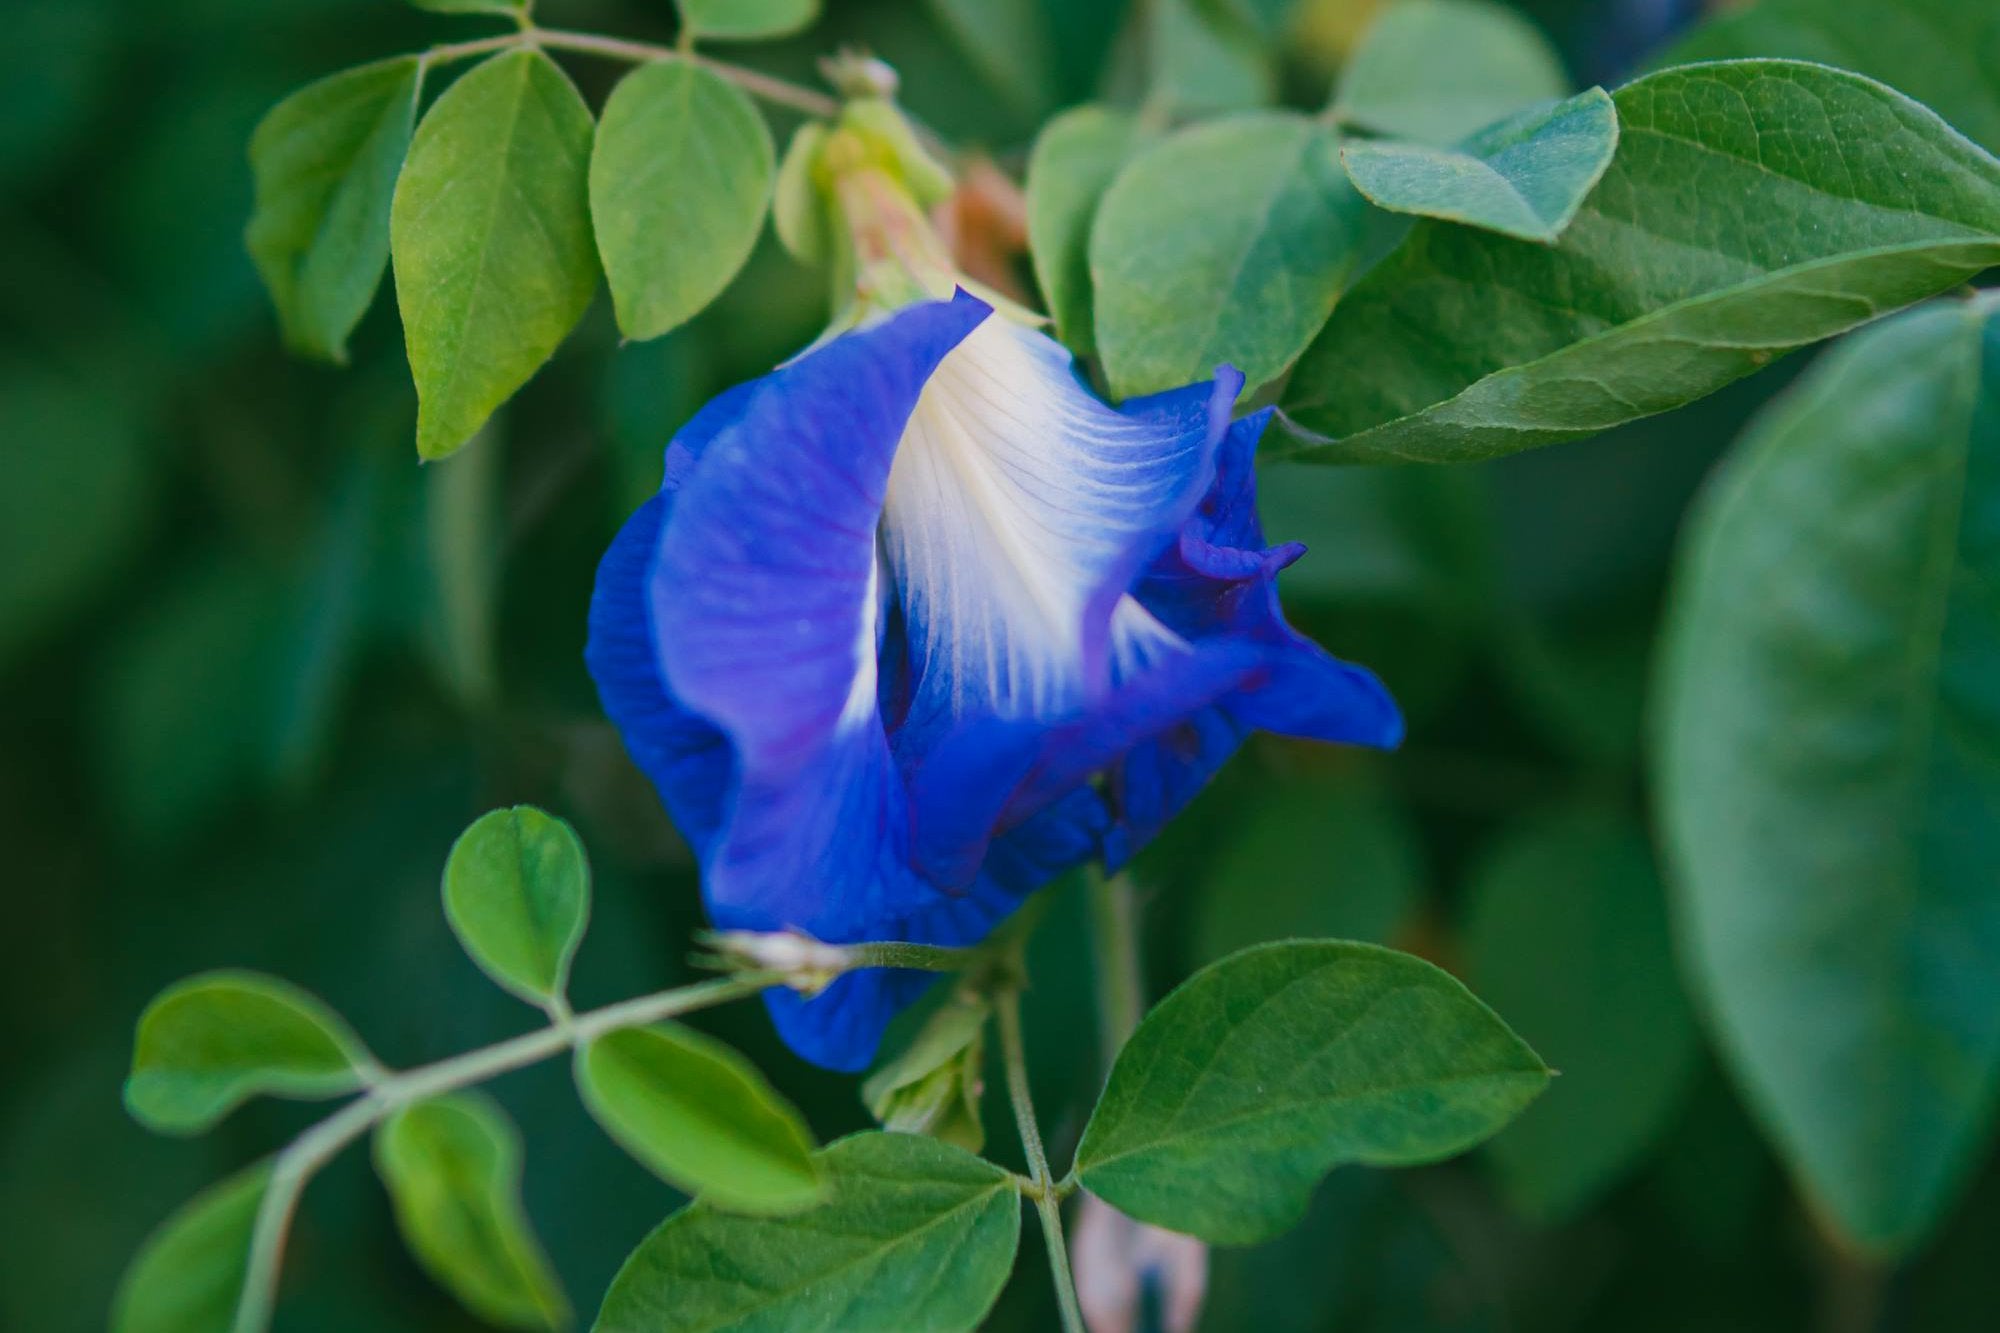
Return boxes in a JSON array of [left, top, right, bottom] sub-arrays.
[[998, 989, 1087, 1333]]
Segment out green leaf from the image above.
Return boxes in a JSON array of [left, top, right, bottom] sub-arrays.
[[442, 806, 591, 1008], [247, 57, 418, 363], [1665, 0, 2000, 156], [1075, 940, 1549, 1243], [1333, 0, 1568, 146], [862, 989, 990, 1154], [1461, 806, 1699, 1222], [1189, 777, 1424, 965], [410, 0, 526, 14], [374, 1093, 569, 1330], [1026, 105, 1145, 358], [678, 0, 819, 42], [1656, 293, 2000, 1254], [1151, 0, 1273, 115], [111, 1162, 270, 1333], [1280, 61, 2000, 465], [590, 59, 774, 342], [925, 0, 1057, 116], [772, 121, 831, 266], [391, 50, 596, 460], [576, 1023, 824, 1214], [594, 1132, 1018, 1333], [126, 971, 373, 1135], [1341, 87, 1617, 244], [1092, 112, 1367, 400]]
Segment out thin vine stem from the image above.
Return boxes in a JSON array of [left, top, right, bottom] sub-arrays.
[[230, 969, 784, 1333], [998, 989, 1087, 1333]]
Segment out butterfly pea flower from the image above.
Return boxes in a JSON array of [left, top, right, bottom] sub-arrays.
[[585, 99, 1401, 1072]]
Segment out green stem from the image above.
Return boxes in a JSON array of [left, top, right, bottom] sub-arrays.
[[1088, 865, 1144, 1065], [230, 970, 782, 1333], [998, 990, 1087, 1333]]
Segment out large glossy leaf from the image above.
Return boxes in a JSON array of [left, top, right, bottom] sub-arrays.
[[111, 1162, 270, 1333], [1461, 806, 1699, 1222], [374, 1094, 568, 1330], [591, 59, 774, 341], [125, 971, 372, 1135], [442, 806, 591, 1009], [1092, 112, 1366, 400], [1074, 941, 1549, 1243], [1280, 61, 2000, 465], [678, 0, 820, 42], [391, 50, 596, 460], [594, 1132, 1019, 1333], [1341, 88, 1618, 244], [1666, 0, 2000, 155], [1656, 293, 2000, 1254], [1332, 0, 1568, 146], [1025, 105, 1145, 357], [246, 57, 417, 362], [576, 1023, 823, 1214]]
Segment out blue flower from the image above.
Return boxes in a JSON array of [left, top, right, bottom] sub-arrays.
[[586, 292, 1401, 1071]]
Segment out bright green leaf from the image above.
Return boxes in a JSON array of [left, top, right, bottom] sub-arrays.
[[111, 1162, 270, 1333], [1075, 940, 1549, 1243], [772, 121, 831, 266], [1665, 0, 2000, 156], [442, 806, 591, 1008], [374, 1093, 569, 1330], [247, 57, 418, 362], [1333, 0, 1568, 146], [126, 970, 373, 1135], [1341, 87, 1617, 244], [1279, 61, 2000, 465], [1092, 112, 1366, 400], [1656, 293, 2000, 1254], [1026, 105, 1144, 357], [391, 50, 596, 460], [590, 59, 774, 342], [577, 1023, 823, 1214], [595, 1131, 1018, 1333], [1461, 806, 1699, 1222], [678, 0, 820, 42]]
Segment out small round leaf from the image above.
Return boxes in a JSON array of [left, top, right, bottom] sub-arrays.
[[442, 806, 591, 1008], [677, 0, 820, 42]]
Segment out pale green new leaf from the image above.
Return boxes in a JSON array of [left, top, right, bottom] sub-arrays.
[[1341, 87, 1617, 244], [1333, 0, 1568, 146], [1656, 293, 2000, 1255], [1092, 112, 1367, 400], [246, 57, 418, 363], [1462, 806, 1699, 1222], [111, 1162, 270, 1333], [1280, 61, 2000, 465], [577, 1023, 823, 1214], [125, 971, 372, 1135], [591, 59, 774, 342], [677, 0, 820, 42], [374, 1094, 569, 1330], [391, 50, 597, 460], [594, 1132, 1018, 1333], [1025, 105, 1145, 357], [442, 806, 591, 1008], [1075, 941, 1549, 1244]]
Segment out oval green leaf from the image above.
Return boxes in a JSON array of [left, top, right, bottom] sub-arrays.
[[594, 1131, 1018, 1333], [1074, 940, 1549, 1244], [391, 49, 597, 460], [111, 1161, 270, 1333], [374, 1093, 569, 1330], [1341, 87, 1618, 244], [576, 1023, 823, 1214], [125, 970, 373, 1135], [1461, 806, 1699, 1223], [590, 58, 774, 342], [1280, 61, 2000, 465], [1026, 104, 1145, 357], [442, 806, 591, 1008], [247, 57, 419, 364], [1091, 111, 1367, 400], [1656, 293, 2000, 1254], [1332, 0, 1569, 146], [678, 0, 819, 42]]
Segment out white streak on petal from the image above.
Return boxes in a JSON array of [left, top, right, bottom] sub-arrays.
[[838, 552, 882, 733]]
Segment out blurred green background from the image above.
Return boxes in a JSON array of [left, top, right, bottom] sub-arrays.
[[5, 0, 1996, 1329]]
